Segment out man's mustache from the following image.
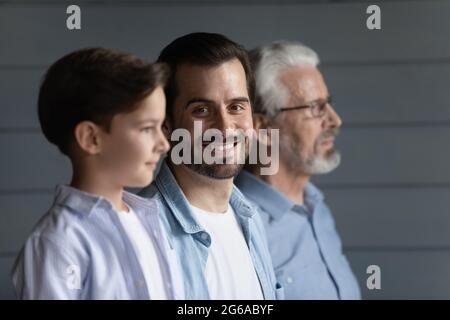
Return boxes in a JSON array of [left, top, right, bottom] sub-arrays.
[[199, 133, 248, 145], [317, 128, 339, 143]]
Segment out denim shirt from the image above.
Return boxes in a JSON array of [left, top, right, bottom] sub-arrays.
[[139, 161, 283, 300], [12, 185, 184, 300], [235, 171, 361, 300]]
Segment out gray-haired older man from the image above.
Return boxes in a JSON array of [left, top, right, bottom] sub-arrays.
[[235, 41, 361, 299]]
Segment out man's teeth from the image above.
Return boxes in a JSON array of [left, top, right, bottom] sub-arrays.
[[210, 143, 235, 151]]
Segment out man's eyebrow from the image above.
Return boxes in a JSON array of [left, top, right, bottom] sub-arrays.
[[228, 97, 250, 104], [185, 98, 216, 109], [185, 97, 250, 109], [305, 95, 332, 105]]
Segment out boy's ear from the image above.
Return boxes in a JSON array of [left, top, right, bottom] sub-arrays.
[[74, 121, 103, 155]]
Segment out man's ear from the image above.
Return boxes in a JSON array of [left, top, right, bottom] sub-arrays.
[[162, 118, 173, 141], [253, 113, 272, 130], [252, 113, 274, 146], [74, 121, 103, 155]]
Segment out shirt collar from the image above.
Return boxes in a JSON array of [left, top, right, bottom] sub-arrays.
[[54, 184, 158, 217], [304, 180, 325, 207], [235, 170, 324, 221], [155, 161, 256, 235], [235, 171, 293, 221]]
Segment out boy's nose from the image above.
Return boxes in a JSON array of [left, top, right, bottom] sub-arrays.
[[158, 132, 170, 154]]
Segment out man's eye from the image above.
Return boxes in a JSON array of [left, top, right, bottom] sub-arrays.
[[309, 101, 328, 117], [229, 104, 244, 112], [192, 107, 209, 115]]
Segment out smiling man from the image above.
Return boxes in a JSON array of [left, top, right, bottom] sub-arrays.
[[235, 41, 361, 299], [139, 33, 282, 300]]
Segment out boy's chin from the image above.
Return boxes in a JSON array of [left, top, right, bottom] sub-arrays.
[[125, 173, 154, 189]]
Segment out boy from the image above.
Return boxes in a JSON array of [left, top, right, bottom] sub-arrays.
[[11, 48, 183, 299]]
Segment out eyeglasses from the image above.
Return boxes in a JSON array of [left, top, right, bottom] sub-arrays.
[[277, 96, 333, 118]]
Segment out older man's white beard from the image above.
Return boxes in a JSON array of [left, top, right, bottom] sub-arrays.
[[303, 149, 341, 175], [281, 127, 341, 175]]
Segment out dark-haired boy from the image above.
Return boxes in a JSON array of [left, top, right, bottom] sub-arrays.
[[12, 48, 183, 300]]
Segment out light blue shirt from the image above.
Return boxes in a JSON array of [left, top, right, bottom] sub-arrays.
[[235, 171, 361, 300], [11, 185, 184, 300], [139, 161, 284, 300]]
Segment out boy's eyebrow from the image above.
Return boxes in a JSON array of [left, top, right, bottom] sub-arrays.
[[135, 118, 159, 125]]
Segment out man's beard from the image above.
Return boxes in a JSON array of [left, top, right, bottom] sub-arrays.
[[185, 135, 249, 179], [186, 162, 245, 179], [282, 128, 341, 175]]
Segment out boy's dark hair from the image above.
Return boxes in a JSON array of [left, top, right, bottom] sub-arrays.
[[157, 32, 252, 123], [38, 47, 168, 156]]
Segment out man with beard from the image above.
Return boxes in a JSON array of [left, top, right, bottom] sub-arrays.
[[139, 33, 283, 300], [235, 41, 361, 299]]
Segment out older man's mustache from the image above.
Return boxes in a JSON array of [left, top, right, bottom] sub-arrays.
[[317, 128, 340, 144]]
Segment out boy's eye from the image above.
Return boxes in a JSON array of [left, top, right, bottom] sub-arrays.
[[141, 126, 155, 133]]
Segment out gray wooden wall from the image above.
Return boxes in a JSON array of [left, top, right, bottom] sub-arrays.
[[1, 0, 449, 299]]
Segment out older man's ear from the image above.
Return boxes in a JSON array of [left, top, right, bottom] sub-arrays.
[[252, 112, 270, 130], [252, 112, 275, 147]]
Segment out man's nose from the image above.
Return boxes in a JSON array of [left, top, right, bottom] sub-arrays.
[[214, 109, 235, 137], [324, 105, 342, 128]]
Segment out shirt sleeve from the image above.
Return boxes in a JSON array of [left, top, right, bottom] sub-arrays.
[[11, 235, 86, 300], [251, 206, 284, 300]]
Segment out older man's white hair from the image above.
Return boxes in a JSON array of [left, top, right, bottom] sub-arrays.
[[249, 40, 320, 117]]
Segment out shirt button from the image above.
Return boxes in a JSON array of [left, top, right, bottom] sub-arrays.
[[286, 276, 294, 284], [136, 280, 145, 288], [201, 232, 209, 240]]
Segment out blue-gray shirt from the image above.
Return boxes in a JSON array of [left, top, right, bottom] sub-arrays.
[[235, 171, 361, 300], [11, 185, 183, 300], [139, 161, 283, 300]]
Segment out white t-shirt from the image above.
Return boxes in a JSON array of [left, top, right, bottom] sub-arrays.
[[190, 204, 264, 300], [117, 205, 169, 300]]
